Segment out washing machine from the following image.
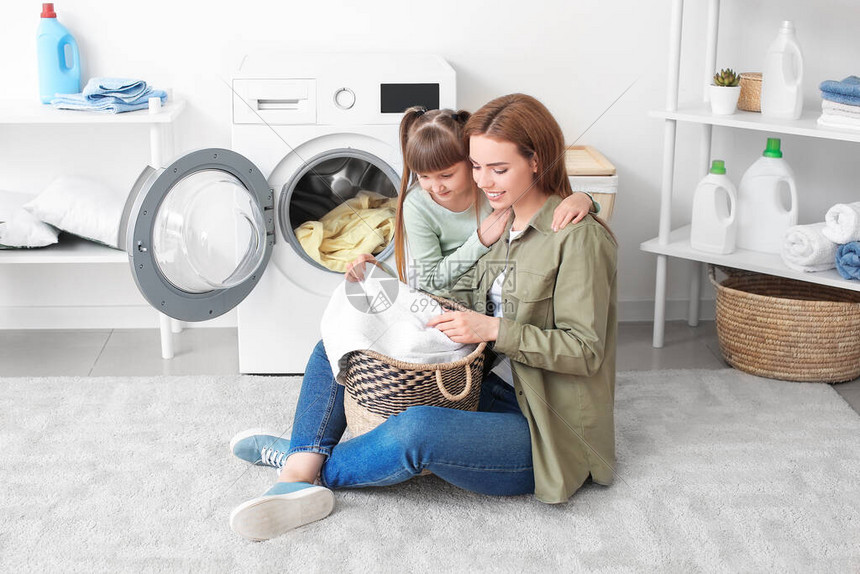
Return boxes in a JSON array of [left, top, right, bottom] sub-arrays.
[[120, 53, 456, 373]]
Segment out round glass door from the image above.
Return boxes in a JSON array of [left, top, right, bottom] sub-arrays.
[[124, 148, 274, 321], [152, 170, 266, 293]]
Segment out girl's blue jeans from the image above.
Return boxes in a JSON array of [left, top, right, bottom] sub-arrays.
[[286, 340, 534, 496]]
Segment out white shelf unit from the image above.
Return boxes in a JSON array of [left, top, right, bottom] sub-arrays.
[[0, 99, 186, 358], [641, 0, 860, 348]]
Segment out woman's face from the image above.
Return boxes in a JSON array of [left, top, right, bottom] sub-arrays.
[[416, 160, 474, 210], [469, 135, 538, 210]]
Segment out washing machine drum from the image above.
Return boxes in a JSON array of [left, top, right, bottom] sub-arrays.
[[122, 148, 274, 321]]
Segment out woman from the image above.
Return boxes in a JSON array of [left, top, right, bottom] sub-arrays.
[[228, 94, 617, 541]]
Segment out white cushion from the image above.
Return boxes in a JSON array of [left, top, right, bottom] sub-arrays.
[[0, 191, 59, 248], [24, 176, 124, 248]]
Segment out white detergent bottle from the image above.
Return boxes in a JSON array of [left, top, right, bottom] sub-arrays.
[[690, 160, 738, 254], [736, 138, 798, 253], [760, 20, 804, 120]]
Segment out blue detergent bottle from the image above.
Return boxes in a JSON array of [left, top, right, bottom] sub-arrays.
[[37, 3, 81, 103]]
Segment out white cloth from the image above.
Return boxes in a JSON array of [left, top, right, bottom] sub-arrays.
[[486, 228, 525, 386], [822, 99, 860, 118], [781, 222, 838, 272], [320, 263, 476, 384], [822, 202, 860, 244], [817, 113, 860, 130]]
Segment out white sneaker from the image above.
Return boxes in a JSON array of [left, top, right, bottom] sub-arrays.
[[230, 481, 335, 541]]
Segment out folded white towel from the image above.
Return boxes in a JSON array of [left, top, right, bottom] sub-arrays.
[[822, 99, 860, 117], [781, 223, 838, 272], [822, 202, 860, 244], [817, 113, 860, 130], [321, 263, 476, 384]]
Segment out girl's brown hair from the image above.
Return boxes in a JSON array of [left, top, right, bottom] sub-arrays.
[[393, 107, 473, 282], [464, 93, 615, 240]]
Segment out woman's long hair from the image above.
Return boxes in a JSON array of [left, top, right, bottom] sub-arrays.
[[463, 93, 615, 241], [394, 107, 472, 282]]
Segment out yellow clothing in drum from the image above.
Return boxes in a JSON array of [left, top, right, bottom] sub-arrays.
[[295, 191, 397, 272]]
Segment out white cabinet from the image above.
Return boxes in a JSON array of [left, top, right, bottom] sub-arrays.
[[0, 99, 186, 358], [641, 0, 860, 348]]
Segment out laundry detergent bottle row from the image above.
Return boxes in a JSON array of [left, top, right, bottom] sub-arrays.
[[735, 138, 798, 254], [690, 160, 737, 254], [37, 3, 80, 103], [760, 20, 803, 120]]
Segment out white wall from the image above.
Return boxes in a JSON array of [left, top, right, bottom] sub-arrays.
[[1, 0, 858, 329]]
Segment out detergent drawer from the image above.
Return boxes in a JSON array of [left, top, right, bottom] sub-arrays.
[[233, 79, 317, 125]]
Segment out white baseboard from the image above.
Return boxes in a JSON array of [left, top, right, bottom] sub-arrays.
[[0, 300, 705, 329], [0, 306, 237, 329]]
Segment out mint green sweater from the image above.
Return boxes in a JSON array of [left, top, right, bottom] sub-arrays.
[[401, 186, 493, 294]]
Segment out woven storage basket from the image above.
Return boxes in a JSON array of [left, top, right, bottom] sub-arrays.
[[341, 297, 487, 436], [738, 72, 762, 112], [709, 266, 860, 382]]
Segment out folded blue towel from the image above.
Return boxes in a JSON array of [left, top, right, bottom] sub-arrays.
[[835, 241, 860, 280], [820, 76, 860, 97], [819, 76, 860, 106], [821, 91, 860, 107], [51, 77, 167, 114]]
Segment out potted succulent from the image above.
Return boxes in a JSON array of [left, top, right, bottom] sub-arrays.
[[710, 68, 741, 115]]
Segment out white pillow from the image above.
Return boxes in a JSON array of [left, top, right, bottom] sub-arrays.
[[0, 190, 59, 248], [24, 176, 124, 249]]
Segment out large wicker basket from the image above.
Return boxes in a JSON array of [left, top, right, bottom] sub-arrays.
[[341, 297, 487, 436], [710, 266, 860, 382]]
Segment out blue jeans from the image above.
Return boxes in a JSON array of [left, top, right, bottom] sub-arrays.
[[286, 340, 534, 496]]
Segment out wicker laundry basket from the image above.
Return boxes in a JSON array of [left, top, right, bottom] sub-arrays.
[[341, 296, 487, 436], [709, 266, 860, 382]]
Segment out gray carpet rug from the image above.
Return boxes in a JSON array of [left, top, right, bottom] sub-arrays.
[[1, 369, 859, 573]]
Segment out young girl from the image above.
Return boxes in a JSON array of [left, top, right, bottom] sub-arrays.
[[227, 94, 617, 541], [345, 106, 598, 291]]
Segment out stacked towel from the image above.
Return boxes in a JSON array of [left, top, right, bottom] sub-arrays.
[[836, 242, 860, 280], [51, 77, 167, 113], [822, 202, 860, 244], [781, 223, 838, 272], [818, 76, 860, 130], [320, 263, 476, 384]]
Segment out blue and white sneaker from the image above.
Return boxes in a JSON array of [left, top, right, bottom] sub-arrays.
[[230, 482, 335, 541], [230, 429, 291, 468]]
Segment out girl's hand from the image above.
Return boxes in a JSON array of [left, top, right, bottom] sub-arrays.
[[345, 254, 378, 282], [426, 310, 500, 344], [479, 207, 512, 246], [552, 192, 594, 231]]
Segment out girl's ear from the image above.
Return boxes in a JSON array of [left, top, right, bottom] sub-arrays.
[[530, 154, 539, 173]]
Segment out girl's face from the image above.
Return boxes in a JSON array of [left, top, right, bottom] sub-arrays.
[[469, 135, 539, 210], [416, 160, 473, 210]]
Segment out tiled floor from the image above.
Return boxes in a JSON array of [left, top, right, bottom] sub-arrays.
[[2, 321, 858, 413]]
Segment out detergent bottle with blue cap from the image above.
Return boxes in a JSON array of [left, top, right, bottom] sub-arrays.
[[37, 3, 81, 104], [690, 160, 738, 254]]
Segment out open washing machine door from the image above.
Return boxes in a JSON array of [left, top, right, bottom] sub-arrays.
[[121, 148, 274, 321]]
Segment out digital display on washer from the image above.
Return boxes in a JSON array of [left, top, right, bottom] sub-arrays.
[[380, 83, 440, 113]]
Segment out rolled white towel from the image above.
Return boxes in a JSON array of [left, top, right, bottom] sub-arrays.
[[781, 222, 838, 272], [822, 202, 860, 244]]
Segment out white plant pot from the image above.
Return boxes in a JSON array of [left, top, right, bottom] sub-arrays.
[[709, 85, 741, 115]]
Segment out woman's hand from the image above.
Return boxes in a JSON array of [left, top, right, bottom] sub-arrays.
[[345, 254, 378, 282], [427, 310, 500, 344], [552, 192, 594, 231], [479, 207, 512, 246]]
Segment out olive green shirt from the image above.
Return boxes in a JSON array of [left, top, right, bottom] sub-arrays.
[[440, 194, 618, 504]]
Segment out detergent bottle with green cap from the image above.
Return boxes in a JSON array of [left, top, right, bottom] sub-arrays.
[[735, 137, 798, 253], [37, 3, 80, 104], [690, 160, 738, 254]]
